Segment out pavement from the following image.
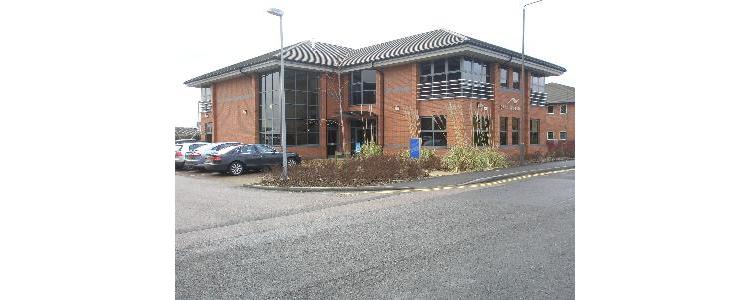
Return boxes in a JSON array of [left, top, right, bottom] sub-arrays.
[[175, 163, 575, 298]]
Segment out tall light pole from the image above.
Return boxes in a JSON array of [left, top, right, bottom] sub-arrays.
[[519, 0, 542, 165], [267, 7, 288, 180]]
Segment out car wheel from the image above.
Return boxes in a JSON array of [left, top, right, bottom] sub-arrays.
[[287, 158, 297, 166], [228, 161, 244, 176]]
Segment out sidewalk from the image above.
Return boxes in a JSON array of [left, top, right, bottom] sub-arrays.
[[389, 159, 575, 189]]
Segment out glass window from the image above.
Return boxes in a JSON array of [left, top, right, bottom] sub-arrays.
[[258, 69, 320, 146], [512, 69, 520, 89], [472, 116, 491, 146], [448, 58, 460, 72], [499, 117, 508, 146], [547, 105, 554, 114], [531, 75, 546, 93], [420, 62, 431, 76], [547, 131, 554, 140], [420, 115, 447, 147], [530, 119, 540, 144], [561, 104, 567, 114], [351, 70, 376, 105], [418, 57, 492, 100], [500, 68, 508, 88], [511, 117, 520, 145], [560, 131, 568, 140]]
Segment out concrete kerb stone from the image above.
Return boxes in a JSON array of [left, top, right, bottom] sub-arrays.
[[243, 165, 575, 193]]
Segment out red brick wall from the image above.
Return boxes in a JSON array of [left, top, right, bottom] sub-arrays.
[[212, 75, 258, 144], [206, 61, 573, 160], [538, 103, 575, 142]]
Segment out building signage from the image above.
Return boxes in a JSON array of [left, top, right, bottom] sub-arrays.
[[409, 138, 421, 159], [385, 86, 411, 94], [499, 97, 521, 111]]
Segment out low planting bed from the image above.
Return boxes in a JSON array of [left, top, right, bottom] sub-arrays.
[[260, 144, 520, 187], [261, 156, 428, 187]]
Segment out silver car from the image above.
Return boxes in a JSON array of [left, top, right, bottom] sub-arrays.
[[175, 142, 208, 169], [184, 142, 240, 170]]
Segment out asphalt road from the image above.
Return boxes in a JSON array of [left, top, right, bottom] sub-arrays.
[[176, 169, 575, 298]]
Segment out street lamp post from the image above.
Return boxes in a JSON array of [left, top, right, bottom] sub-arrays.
[[519, 0, 542, 165], [267, 7, 288, 180]]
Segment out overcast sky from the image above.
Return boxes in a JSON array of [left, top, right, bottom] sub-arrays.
[[172, 0, 576, 128]]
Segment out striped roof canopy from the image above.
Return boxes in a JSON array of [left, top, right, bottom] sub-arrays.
[[185, 29, 566, 87]]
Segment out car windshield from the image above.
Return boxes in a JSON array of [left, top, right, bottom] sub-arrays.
[[217, 145, 240, 155]]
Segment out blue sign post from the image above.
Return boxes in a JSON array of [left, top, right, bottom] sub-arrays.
[[409, 138, 421, 159]]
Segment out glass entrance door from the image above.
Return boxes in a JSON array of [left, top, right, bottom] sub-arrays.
[[350, 119, 377, 155], [326, 122, 339, 157]]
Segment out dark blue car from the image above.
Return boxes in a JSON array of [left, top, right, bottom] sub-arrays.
[[204, 144, 302, 175]]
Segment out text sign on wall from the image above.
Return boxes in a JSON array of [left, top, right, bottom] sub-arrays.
[[499, 97, 521, 111], [385, 86, 411, 94]]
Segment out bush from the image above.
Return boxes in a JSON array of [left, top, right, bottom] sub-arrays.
[[441, 146, 510, 172], [359, 141, 383, 158], [546, 140, 575, 159], [398, 147, 442, 170], [262, 155, 428, 187]]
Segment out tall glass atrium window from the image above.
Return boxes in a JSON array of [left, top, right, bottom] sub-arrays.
[[418, 57, 493, 100], [529, 75, 548, 106], [258, 69, 320, 146], [351, 70, 376, 105]]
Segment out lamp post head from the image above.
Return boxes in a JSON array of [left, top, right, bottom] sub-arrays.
[[523, 0, 543, 8], [267, 8, 284, 17]]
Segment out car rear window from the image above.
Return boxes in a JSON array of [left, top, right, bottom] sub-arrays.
[[217, 145, 240, 155], [194, 144, 215, 153], [188, 143, 206, 151]]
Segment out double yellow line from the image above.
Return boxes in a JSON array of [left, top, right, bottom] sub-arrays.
[[349, 168, 575, 195]]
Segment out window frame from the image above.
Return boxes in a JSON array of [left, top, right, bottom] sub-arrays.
[[351, 70, 376, 105], [530, 119, 540, 145], [547, 105, 554, 114], [547, 131, 555, 140], [499, 67, 509, 89], [560, 104, 568, 114], [512, 69, 520, 90], [419, 115, 448, 147], [418, 56, 492, 100], [499, 116, 508, 146], [511, 117, 520, 145], [559, 131, 568, 141], [472, 115, 491, 147], [258, 69, 320, 146]]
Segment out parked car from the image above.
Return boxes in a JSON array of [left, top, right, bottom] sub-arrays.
[[204, 144, 302, 175], [175, 142, 209, 169], [175, 139, 199, 144], [184, 142, 240, 170]]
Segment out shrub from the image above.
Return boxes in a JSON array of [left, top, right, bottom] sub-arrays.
[[441, 146, 510, 172], [262, 155, 428, 187], [359, 141, 383, 158], [398, 147, 442, 170]]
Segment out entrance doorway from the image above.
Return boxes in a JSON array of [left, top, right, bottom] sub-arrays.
[[326, 122, 339, 157], [350, 119, 377, 155]]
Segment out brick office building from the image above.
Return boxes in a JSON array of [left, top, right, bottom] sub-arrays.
[[184, 29, 573, 159]]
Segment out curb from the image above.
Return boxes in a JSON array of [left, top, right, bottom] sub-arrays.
[[243, 165, 575, 193]]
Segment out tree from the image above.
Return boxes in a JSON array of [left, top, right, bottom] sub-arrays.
[[324, 71, 348, 156]]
